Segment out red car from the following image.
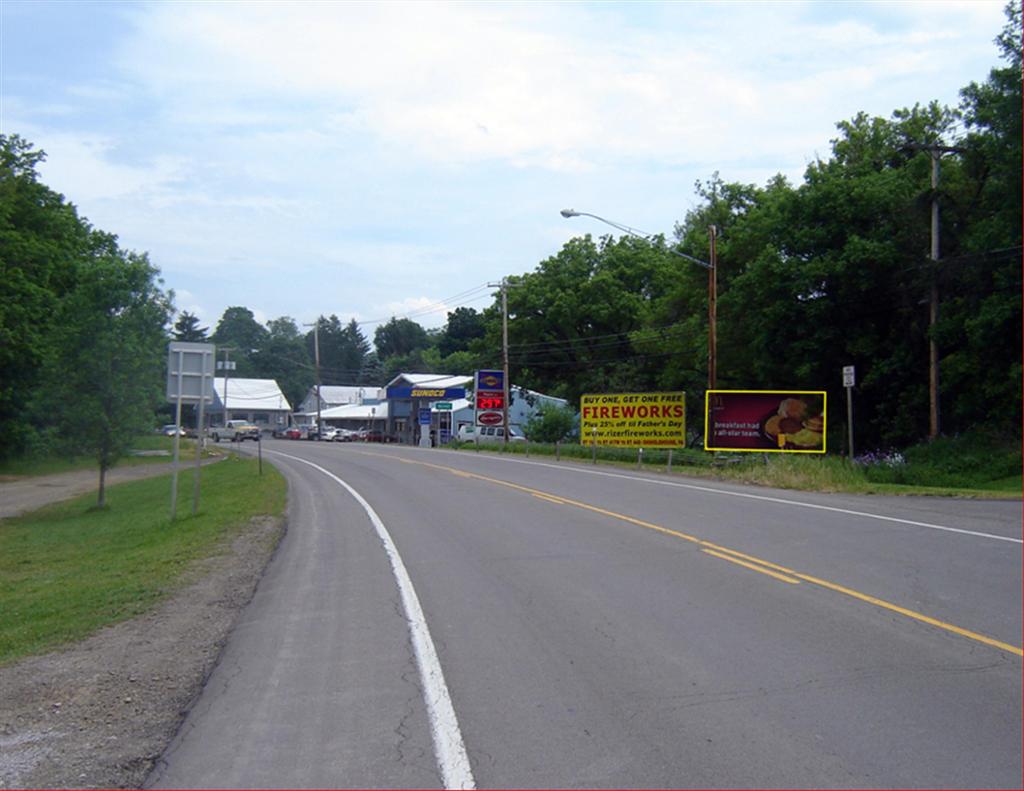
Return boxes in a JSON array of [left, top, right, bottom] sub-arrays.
[[285, 427, 302, 439]]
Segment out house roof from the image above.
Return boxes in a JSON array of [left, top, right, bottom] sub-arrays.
[[310, 385, 386, 405], [318, 402, 389, 420], [386, 372, 473, 390], [213, 377, 292, 412]]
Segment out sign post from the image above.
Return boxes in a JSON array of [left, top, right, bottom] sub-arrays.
[[167, 342, 216, 520], [843, 365, 856, 460]]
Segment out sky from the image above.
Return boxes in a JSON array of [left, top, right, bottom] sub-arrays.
[[1, 0, 1008, 334]]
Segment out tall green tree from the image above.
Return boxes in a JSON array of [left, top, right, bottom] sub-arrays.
[[0, 135, 91, 457], [40, 236, 172, 506], [212, 306, 267, 375], [374, 317, 430, 360], [172, 310, 208, 342], [253, 316, 313, 409], [438, 307, 485, 357]]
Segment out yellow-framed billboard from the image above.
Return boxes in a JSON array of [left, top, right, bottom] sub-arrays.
[[580, 392, 686, 448], [705, 390, 827, 453]]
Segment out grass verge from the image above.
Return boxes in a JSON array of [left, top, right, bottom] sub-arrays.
[[450, 436, 1020, 498], [0, 454, 286, 665], [0, 435, 209, 478]]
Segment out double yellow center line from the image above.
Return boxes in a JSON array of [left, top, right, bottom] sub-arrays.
[[390, 455, 1023, 658]]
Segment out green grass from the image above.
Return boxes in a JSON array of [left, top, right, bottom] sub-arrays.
[[0, 455, 286, 665], [0, 435, 207, 478], [451, 433, 1021, 498]]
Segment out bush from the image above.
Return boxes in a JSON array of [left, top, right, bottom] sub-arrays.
[[524, 406, 577, 443]]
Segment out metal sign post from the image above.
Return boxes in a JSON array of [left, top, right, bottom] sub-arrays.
[[843, 365, 856, 460], [167, 342, 216, 520]]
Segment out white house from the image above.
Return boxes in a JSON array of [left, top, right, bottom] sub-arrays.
[[209, 377, 292, 432], [296, 385, 385, 416]]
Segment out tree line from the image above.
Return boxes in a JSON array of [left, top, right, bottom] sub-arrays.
[[2, 5, 1018, 463]]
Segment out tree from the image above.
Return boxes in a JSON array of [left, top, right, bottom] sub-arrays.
[[172, 310, 208, 342], [40, 237, 172, 507], [374, 317, 430, 360], [438, 307, 485, 357], [0, 134, 91, 458], [212, 306, 268, 374], [253, 316, 313, 410]]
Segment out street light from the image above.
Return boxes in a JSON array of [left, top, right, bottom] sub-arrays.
[[560, 209, 718, 390]]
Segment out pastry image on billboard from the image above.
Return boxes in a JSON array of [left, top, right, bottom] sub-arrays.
[[705, 390, 827, 453], [760, 395, 824, 449]]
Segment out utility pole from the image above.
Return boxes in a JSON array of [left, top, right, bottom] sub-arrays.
[[904, 142, 962, 440], [488, 278, 519, 447], [304, 321, 322, 436], [501, 280, 510, 446], [216, 347, 237, 427], [928, 150, 940, 440], [708, 225, 718, 391]]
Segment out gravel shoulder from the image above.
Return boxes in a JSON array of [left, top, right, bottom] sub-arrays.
[[0, 466, 286, 789]]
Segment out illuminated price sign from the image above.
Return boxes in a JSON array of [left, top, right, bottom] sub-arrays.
[[476, 391, 505, 410]]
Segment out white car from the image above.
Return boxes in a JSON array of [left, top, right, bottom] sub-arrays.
[[319, 427, 343, 442]]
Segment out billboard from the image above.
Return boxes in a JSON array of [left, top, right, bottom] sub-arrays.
[[580, 392, 686, 448], [704, 390, 826, 453]]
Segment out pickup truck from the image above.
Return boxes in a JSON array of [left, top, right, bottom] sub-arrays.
[[210, 419, 261, 442]]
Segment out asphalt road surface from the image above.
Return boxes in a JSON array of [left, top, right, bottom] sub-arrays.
[[147, 441, 1022, 789]]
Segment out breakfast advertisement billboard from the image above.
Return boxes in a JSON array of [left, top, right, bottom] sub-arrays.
[[580, 392, 686, 448], [704, 390, 826, 453]]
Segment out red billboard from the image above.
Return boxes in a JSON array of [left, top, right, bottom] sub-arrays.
[[705, 390, 827, 453]]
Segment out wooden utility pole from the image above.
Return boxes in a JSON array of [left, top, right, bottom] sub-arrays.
[[928, 149, 942, 441], [904, 142, 962, 440], [501, 280, 510, 447], [708, 225, 718, 391]]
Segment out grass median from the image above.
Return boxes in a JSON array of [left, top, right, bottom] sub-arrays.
[[0, 453, 286, 666]]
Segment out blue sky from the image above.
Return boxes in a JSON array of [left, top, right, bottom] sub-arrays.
[[2, 0, 1007, 332]]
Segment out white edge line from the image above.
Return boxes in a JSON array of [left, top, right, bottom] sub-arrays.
[[429, 449, 1023, 545], [272, 451, 475, 790]]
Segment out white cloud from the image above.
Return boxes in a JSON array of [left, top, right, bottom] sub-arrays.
[[109, 0, 1003, 179]]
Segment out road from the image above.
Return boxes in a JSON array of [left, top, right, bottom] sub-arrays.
[[148, 440, 1022, 789]]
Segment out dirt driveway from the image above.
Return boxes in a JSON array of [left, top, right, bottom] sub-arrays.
[[0, 458, 285, 789]]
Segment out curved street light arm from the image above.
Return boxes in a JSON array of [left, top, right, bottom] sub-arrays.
[[560, 209, 712, 270]]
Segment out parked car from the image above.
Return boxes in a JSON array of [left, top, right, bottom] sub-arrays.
[[318, 427, 343, 442], [161, 424, 186, 437], [285, 427, 302, 439], [456, 425, 526, 443], [364, 430, 397, 443]]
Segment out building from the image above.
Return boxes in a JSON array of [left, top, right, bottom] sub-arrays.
[[381, 372, 570, 446], [209, 377, 292, 433], [294, 384, 386, 429], [296, 385, 385, 415], [384, 373, 472, 445]]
